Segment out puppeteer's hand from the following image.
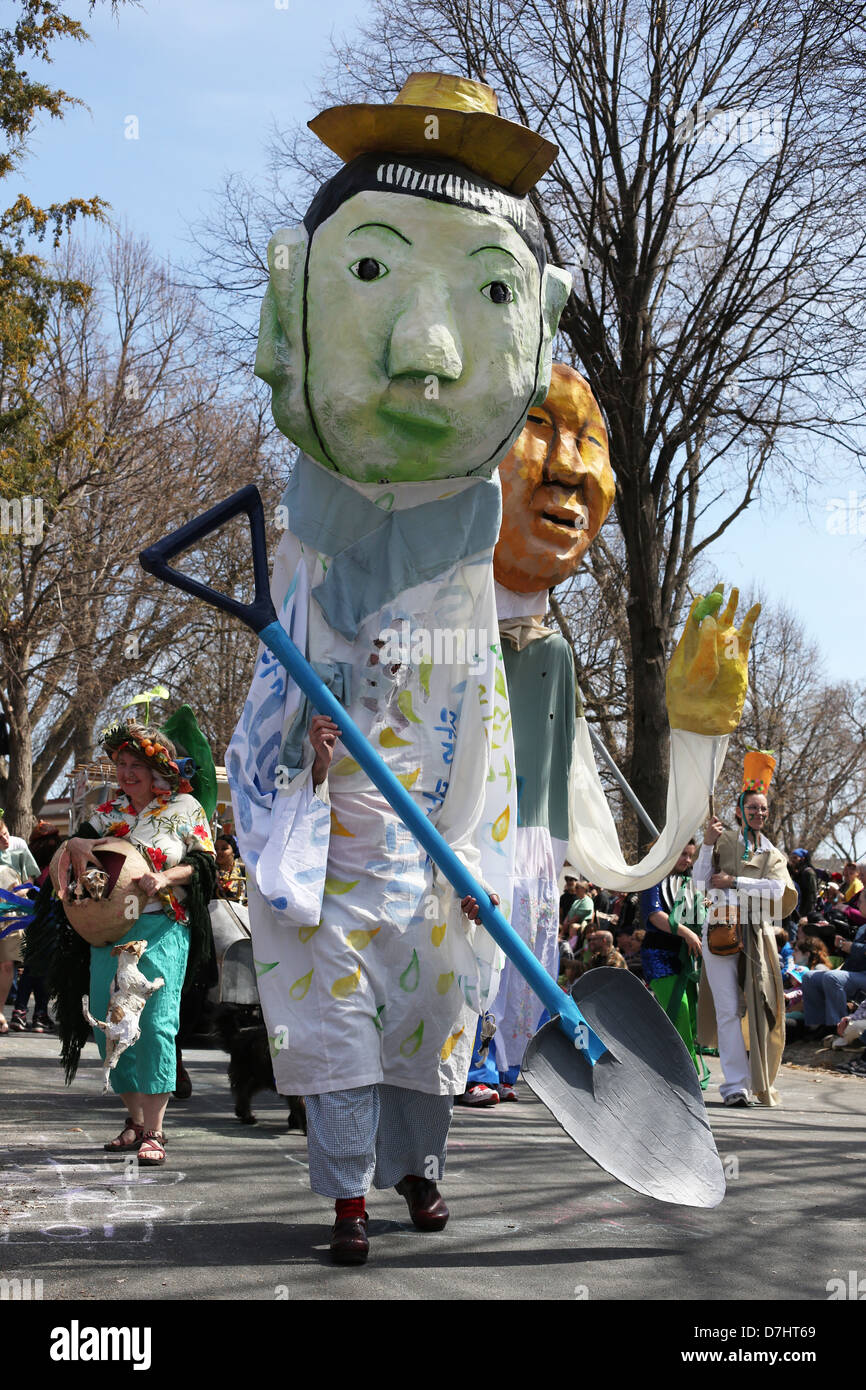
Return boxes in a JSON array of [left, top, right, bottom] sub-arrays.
[[666, 585, 760, 735], [310, 714, 340, 788], [56, 837, 102, 901], [461, 892, 499, 921]]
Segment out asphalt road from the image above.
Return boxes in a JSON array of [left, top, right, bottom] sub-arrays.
[[1, 1032, 864, 1302]]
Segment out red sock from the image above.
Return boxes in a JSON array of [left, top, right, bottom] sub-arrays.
[[335, 1196, 366, 1221]]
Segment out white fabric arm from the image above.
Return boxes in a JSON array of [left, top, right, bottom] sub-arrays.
[[566, 723, 728, 892]]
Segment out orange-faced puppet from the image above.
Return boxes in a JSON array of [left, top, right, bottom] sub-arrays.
[[494, 362, 616, 594]]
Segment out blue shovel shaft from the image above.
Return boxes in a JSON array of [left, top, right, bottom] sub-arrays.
[[258, 620, 606, 1065]]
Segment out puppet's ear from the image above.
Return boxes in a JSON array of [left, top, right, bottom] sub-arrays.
[[255, 226, 323, 460], [533, 264, 572, 404]]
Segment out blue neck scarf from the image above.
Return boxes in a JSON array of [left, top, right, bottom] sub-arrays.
[[281, 453, 501, 641]]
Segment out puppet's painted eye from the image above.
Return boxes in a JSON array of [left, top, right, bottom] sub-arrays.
[[481, 280, 513, 304], [350, 257, 389, 282]]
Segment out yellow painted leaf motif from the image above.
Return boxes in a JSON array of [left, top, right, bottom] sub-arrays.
[[289, 968, 314, 1000], [399, 1020, 424, 1057], [346, 926, 381, 950], [431, 922, 447, 947], [332, 755, 361, 776], [254, 959, 279, 977], [399, 948, 420, 992], [495, 667, 507, 697], [397, 690, 423, 724], [379, 726, 411, 748], [324, 876, 359, 895], [331, 963, 362, 999], [396, 768, 420, 790], [491, 805, 510, 842], [330, 809, 354, 837], [440, 1026, 465, 1061], [436, 971, 454, 995], [419, 660, 432, 696], [298, 922, 320, 943]]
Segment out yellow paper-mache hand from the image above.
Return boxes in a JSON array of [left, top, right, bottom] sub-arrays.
[[666, 585, 760, 735]]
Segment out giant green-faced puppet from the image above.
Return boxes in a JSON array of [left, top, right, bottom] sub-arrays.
[[226, 75, 570, 1215]]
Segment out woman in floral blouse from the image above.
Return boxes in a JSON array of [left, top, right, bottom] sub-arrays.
[[58, 720, 215, 1165]]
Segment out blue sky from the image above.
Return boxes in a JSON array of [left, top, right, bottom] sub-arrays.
[[19, 0, 866, 684]]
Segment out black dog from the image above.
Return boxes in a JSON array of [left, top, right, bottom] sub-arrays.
[[214, 1006, 306, 1134]]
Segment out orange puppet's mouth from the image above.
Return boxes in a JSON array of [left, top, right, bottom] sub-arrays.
[[532, 486, 590, 535]]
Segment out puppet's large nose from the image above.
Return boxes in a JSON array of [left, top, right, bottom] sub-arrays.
[[387, 280, 464, 380], [543, 427, 581, 484]]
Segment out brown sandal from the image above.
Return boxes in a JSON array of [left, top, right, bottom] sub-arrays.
[[104, 1117, 145, 1151], [137, 1130, 166, 1165]]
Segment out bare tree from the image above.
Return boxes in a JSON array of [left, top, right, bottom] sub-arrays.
[[0, 232, 284, 832]]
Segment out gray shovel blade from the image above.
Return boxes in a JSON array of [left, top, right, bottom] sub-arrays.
[[522, 967, 725, 1208]]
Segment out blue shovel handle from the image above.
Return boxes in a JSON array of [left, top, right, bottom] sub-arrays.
[[139, 486, 606, 1065]]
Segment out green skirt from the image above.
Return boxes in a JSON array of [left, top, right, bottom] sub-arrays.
[[88, 911, 188, 1095], [649, 969, 710, 1091]]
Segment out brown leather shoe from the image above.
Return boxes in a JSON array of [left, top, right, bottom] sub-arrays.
[[395, 1176, 449, 1231], [330, 1215, 369, 1265]]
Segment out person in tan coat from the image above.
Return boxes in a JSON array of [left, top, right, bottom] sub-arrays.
[[694, 750, 797, 1107]]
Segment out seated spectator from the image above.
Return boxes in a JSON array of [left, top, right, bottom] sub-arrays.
[[802, 885, 866, 1036], [795, 936, 833, 972], [841, 862, 864, 904], [589, 883, 613, 917], [584, 928, 626, 972], [820, 882, 842, 911], [799, 911, 839, 952], [774, 927, 794, 975], [559, 956, 582, 991], [615, 926, 646, 979]]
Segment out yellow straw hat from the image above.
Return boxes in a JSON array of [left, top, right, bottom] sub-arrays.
[[308, 72, 558, 196]]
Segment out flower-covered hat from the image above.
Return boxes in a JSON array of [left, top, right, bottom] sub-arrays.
[[101, 719, 190, 795]]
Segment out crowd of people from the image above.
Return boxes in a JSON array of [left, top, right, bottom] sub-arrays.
[[557, 847, 866, 1091]]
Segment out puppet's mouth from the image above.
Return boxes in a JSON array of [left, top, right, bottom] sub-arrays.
[[379, 405, 454, 441], [540, 511, 587, 530], [535, 500, 590, 533]]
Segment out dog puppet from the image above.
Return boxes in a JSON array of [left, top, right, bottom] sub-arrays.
[[82, 940, 164, 1092]]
